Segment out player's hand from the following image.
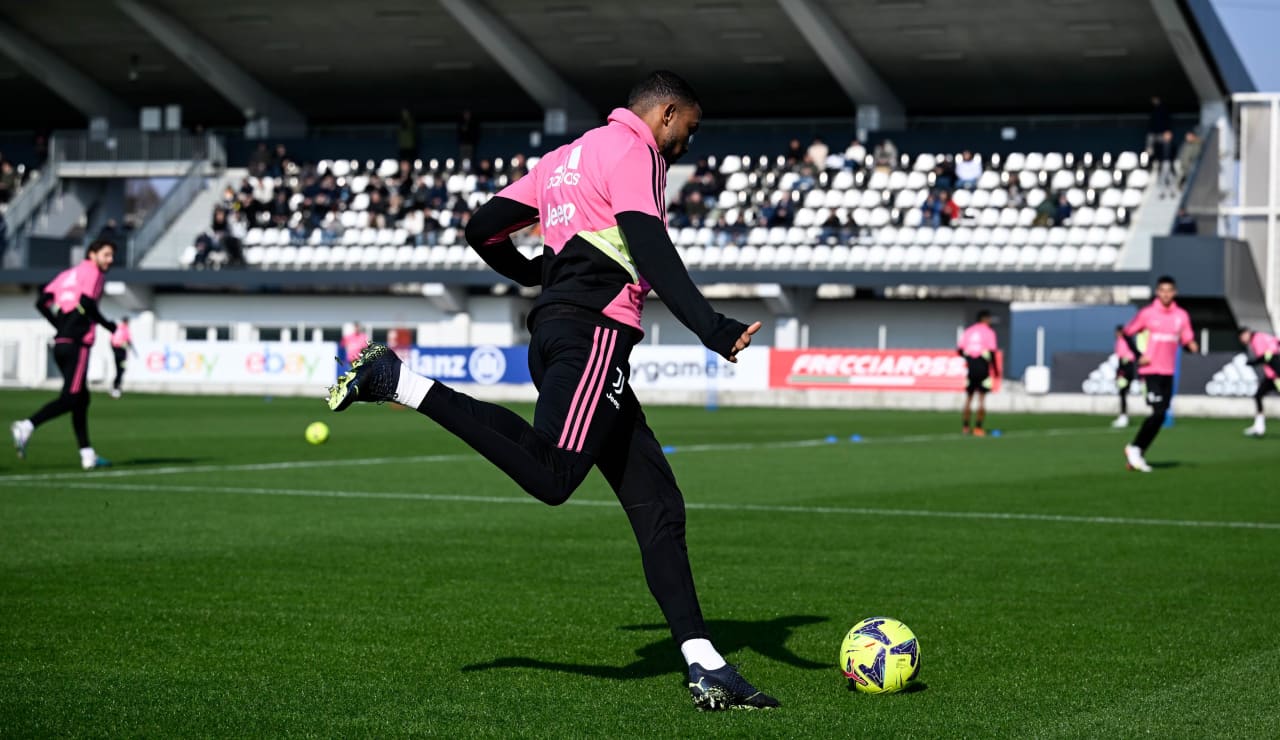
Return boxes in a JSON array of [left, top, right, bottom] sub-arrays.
[[1138, 355, 1151, 366], [727, 321, 762, 363], [1188, 341, 1200, 354]]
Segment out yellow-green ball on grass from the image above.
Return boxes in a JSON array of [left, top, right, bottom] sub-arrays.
[[305, 421, 330, 445]]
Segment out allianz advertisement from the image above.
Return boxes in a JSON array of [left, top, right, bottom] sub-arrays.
[[404, 345, 532, 385], [131, 341, 337, 386]]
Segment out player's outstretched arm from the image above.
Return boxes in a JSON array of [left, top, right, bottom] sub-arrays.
[[464, 196, 543, 287], [618, 210, 750, 361], [82, 297, 116, 334]]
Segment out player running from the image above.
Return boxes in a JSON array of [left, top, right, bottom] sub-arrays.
[[958, 310, 999, 436], [11, 239, 119, 469], [1111, 324, 1139, 428], [1120, 276, 1197, 472], [109, 316, 137, 399], [327, 72, 777, 711], [1238, 327, 1280, 437]]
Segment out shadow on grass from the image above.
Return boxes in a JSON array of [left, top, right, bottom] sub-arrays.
[[1148, 461, 1186, 470], [847, 680, 929, 695], [461, 615, 830, 680]]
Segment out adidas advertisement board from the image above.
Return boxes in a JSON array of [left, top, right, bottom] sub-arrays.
[[1050, 352, 1263, 396]]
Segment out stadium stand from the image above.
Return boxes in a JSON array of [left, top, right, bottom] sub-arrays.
[[189, 146, 1148, 273]]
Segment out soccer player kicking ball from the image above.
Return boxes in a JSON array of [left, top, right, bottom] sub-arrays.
[[1112, 325, 1139, 428], [958, 311, 999, 436], [1120, 276, 1197, 472], [327, 72, 778, 711], [11, 239, 119, 469], [1238, 327, 1280, 437]]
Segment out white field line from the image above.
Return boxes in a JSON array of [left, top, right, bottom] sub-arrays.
[[11, 479, 1280, 532], [0, 426, 1123, 484]]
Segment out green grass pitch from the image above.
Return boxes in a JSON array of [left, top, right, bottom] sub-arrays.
[[2, 389, 1278, 737]]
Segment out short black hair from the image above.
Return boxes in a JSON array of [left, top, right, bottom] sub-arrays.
[[86, 238, 116, 257], [1156, 274, 1176, 287], [976, 310, 991, 322], [1115, 324, 1125, 332], [627, 70, 700, 113]]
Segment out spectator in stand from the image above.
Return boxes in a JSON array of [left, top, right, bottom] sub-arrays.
[[684, 190, 709, 227], [824, 150, 846, 177], [1172, 208, 1197, 235], [1033, 192, 1056, 227], [955, 150, 983, 189], [1005, 182, 1025, 208], [476, 159, 496, 192], [933, 156, 956, 191], [1153, 130, 1177, 199], [248, 143, 271, 177], [0, 159, 19, 204], [507, 153, 528, 181], [784, 138, 804, 167], [192, 232, 215, 267], [873, 138, 898, 173], [693, 157, 713, 178], [938, 190, 960, 226], [820, 212, 845, 241], [368, 190, 389, 228], [1146, 96, 1171, 156], [267, 144, 291, 178], [1053, 192, 1073, 226], [845, 139, 867, 170], [806, 137, 829, 172], [457, 109, 479, 167], [1177, 130, 1201, 186], [767, 193, 796, 227], [97, 219, 123, 243], [398, 109, 417, 163], [921, 191, 943, 227]]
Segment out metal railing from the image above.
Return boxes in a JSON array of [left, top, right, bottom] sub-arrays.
[[51, 130, 226, 167], [126, 158, 209, 268]]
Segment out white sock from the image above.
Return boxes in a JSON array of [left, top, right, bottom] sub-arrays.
[[394, 368, 435, 409], [80, 447, 95, 462], [1256, 414, 1266, 427], [680, 638, 726, 670]]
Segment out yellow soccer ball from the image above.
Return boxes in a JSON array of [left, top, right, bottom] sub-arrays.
[[840, 617, 920, 694], [305, 421, 330, 445]]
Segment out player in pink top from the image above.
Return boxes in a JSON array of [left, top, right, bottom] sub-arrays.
[[1238, 327, 1280, 436], [109, 316, 138, 399], [957, 310, 1000, 436], [340, 323, 369, 367], [325, 72, 774, 710], [1120, 276, 1198, 472], [1111, 325, 1139, 428], [11, 239, 119, 469]]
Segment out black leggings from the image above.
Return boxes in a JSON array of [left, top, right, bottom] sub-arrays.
[[29, 342, 93, 448], [1133, 375, 1172, 452], [419, 315, 707, 644], [1255, 377, 1277, 414], [112, 347, 127, 390]]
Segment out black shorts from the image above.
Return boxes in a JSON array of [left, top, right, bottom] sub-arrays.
[[1143, 374, 1173, 407], [965, 356, 990, 394], [1116, 360, 1137, 387], [53, 341, 91, 396]]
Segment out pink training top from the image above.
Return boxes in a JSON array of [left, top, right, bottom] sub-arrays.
[[1249, 331, 1279, 379], [342, 331, 369, 362], [110, 322, 131, 348], [1124, 300, 1194, 376], [1114, 335, 1136, 362], [958, 322, 998, 359], [495, 107, 666, 330], [44, 258, 107, 345]]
